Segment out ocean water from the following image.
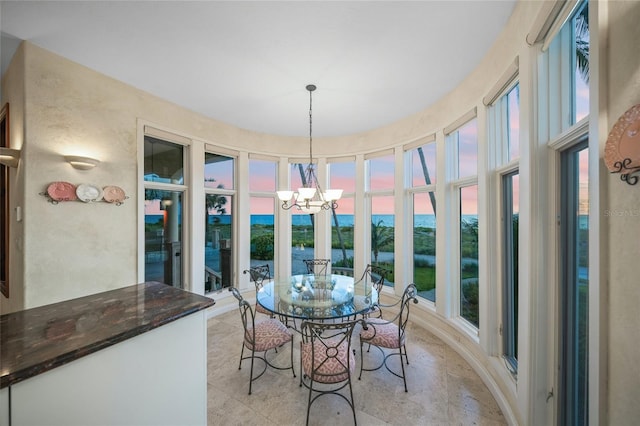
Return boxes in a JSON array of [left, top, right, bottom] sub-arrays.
[[252, 214, 437, 227], [147, 213, 589, 229]]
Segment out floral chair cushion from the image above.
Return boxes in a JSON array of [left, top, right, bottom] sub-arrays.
[[245, 318, 292, 352], [255, 303, 272, 316], [301, 340, 355, 384], [360, 317, 404, 349]]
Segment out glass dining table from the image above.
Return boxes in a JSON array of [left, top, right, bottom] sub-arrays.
[[256, 273, 378, 321]]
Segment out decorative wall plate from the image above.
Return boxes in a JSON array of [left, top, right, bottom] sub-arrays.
[[76, 184, 104, 202], [47, 181, 78, 201], [605, 104, 640, 172], [103, 185, 126, 203]]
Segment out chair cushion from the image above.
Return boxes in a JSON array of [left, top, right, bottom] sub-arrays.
[[245, 319, 292, 352], [255, 303, 272, 315], [360, 318, 404, 349], [301, 340, 355, 384]]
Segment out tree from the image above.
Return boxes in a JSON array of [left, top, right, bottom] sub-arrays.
[[371, 219, 393, 264], [204, 178, 227, 231], [417, 147, 436, 215], [575, 3, 589, 84]]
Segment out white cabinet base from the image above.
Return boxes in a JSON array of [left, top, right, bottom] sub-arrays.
[[10, 311, 207, 426]]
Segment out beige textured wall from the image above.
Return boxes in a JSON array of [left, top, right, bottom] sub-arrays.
[[605, 2, 640, 423]]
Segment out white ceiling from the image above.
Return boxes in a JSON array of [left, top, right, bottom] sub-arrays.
[[1, 1, 516, 137]]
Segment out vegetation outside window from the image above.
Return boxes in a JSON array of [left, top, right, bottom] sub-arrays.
[[204, 152, 235, 292], [249, 159, 276, 276], [330, 161, 355, 273], [409, 141, 436, 302]]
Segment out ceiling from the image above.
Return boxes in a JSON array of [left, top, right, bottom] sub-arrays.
[[0, 1, 517, 138]]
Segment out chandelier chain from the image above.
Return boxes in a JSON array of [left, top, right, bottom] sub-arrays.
[[308, 86, 313, 165]]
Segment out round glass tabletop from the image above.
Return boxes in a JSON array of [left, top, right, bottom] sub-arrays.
[[256, 274, 377, 321]]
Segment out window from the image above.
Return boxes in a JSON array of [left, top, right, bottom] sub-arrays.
[[572, 1, 589, 123], [460, 185, 479, 327], [507, 84, 521, 161], [559, 140, 589, 426], [488, 79, 520, 372], [454, 120, 478, 178], [408, 142, 436, 302], [502, 171, 519, 374], [204, 152, 235, 292], [144, 136, 186, 288], [249, 159, 276, 275], [292, 210, 314, 274], [367, 153, 395, 285], [540, 0, 590, 137], [447, 116, 479, 327], [330, 161, 355, 274]]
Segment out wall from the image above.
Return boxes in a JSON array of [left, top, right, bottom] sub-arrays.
[[605, 1, 640, 423]]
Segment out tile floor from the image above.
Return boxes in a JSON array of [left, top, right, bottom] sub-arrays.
[[207, 311, 507, 425]]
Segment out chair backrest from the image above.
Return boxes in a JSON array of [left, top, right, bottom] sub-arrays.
[[243, 264, 271, 291], [397, 283, 419, 340], [300, 319, 359, 384], [357, 264, 389, 295], [303, 258, 330, 276], [230, 287, 256, 346]]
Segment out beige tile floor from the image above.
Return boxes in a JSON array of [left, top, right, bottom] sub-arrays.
[[207, 311, 507, 426]]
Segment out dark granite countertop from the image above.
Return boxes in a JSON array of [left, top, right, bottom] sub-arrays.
[[0, 281, 215, 388]]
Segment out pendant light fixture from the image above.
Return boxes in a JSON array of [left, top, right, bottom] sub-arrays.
[[277, 84, 342, 214]]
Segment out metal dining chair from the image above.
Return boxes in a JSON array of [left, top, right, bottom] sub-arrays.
[[358, 283, 418, 392], [299, 319, 360, 425], [302, 258, 330, 276], [354, 264, 389, 319], [229, 287, 295, 395], [243, 264, 273, 317]]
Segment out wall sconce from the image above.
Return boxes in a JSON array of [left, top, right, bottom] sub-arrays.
[[0, 148, 20, 168], [65, 155, 100, 170]]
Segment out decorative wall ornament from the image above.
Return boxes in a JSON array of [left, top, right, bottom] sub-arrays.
[[605, 104, 640, 185]]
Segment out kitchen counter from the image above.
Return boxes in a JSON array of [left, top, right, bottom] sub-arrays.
[[1, 281, 215, 388]]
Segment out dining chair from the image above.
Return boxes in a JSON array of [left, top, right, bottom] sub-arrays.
[[299, 319, 360, 425], [230, 287, 296, 395], [243, 264, 273, 317], [353, 264, 389, 319], [358, 283, 418, 392], [302, 258, 330, 276]]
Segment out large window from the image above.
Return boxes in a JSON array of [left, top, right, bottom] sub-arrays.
[[249, 159, 276, 274], [502, 171, 519, 374], [559, 140, 589, 426], [541, 0, 590, 137], [448, 117, 479, 327], [144, 136, 186, 288], [460, 185, 479, 327], [409, 141, 437, 302], [204, 152, 235, 292], [572, 1, 589, 123], [489, 78, 521, 373], [290, 163, 316, 273], [330, 161, 355, 274], [367, 154, 395, 285]]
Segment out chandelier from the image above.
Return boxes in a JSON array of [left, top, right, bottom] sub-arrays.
[[277, 84, 342, 214]]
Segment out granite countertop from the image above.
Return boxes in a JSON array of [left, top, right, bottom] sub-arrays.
[[0, 281, 215, 388]]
